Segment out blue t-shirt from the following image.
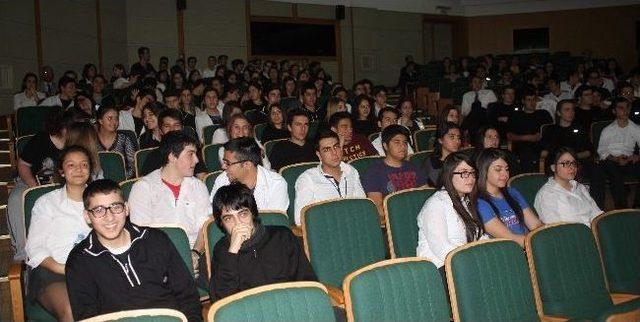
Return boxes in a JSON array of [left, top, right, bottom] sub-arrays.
[[363, 160, 427, 197], [477, 187, 530, 235]]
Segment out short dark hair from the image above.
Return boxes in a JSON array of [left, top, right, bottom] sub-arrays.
[[137, 46, 149, 57], [575, 85, 594, 99], [58, 76, 75, 89], [82, 179, 122, 209], [314, 130, 340, 151], [372, 86, 387, 97], [286, 108, 309, 126], [377, 107, 399, 123], [224, 137, 261, 166], [329, 111, 351, 128], [381, 124, 410, 146], [164, 89, 180, 99], [158, 130, 199, 166], [211, 182, 260, 231], [301, 82, 316, 94], [247, 81, 262, 92], [158, 108, 183, 126], [612, 96, 630, 109]]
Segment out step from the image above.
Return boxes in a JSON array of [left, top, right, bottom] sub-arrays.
[[0, 205, 7, 236], [0, 166, 13, 182], [0, 278, 12, 322]]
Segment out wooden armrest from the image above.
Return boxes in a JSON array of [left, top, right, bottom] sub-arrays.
[[291, 225, 303, 237], [9, 262, 24, 322], [604, 309, 640, 322], [539, 151, 548, 173], [324, 284, 345, 308], [540, 315, 569, 322], [611, 293, 640, 305], [201, 302, 211, 321], [507, 140, 513, 151]]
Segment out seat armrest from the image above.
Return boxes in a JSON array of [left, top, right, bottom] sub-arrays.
[[611, 293, 640, 305], [9, 262, 25, 322], [540, 315, 569, 322], [324, 284, 345, 308], [291, 225, 303, 237]]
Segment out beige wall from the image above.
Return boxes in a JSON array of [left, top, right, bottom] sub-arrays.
[[466, 5, 640, 70]]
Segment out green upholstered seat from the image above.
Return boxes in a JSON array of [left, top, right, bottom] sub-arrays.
[[264, 138, 287, 158], [279, 161, 319, 226], [447, 239, 539, 322], [344, 258, 449, 322], [384, 187, 436, 258], [526, 223, 640, 320], [119, 178, 139, 201], [204, 170, 223, 193], [208, 282, 335, 322], [134, 147, 157, 178], [302, 198, 386, 288], [99, 151, 127, 182], [593, 210, 640, 295], [507, 173, 547, 208], [258, 211, 291, 227], [348, 155, 384, 178], [413, 128, 437, 152], [16, 106, 62, 136], [202, 144, 223, 173], [253, 123, 267, 142], [409, 150, 431, 170], [203, 124, 222, 145], [82, 308, 187, 321]]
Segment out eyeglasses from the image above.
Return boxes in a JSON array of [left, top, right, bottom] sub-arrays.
[[87, 202, 125, 219], [222, 159, 247, 167], [453, 171, 476, 179], [557, 161, 578, 168]]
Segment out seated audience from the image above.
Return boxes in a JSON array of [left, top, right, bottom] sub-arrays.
[[573, 85, 601, 130], [65, 179, 201, 321], [195, 87, 223, 142], [210, 101, 243, 145], [486, 85, 517, 140], [14, 73, 45, 110], [352, 94, 379, 137], [534, 147, 602, 225], [363, 125, 427, 219], [178, 88, 197, 128], [618, 81, 640, 124], [269, 109, 318, 172], [507, 88, 553, 173], [417, 152, 484, 269], [372, 107, 415, 156], [294, 130, 366, 225], [40, 76, 76, 109], [241, 81, 266, 114], [460, 75, 497, 118], [25, 146, 93, 322], [437, 104, 461, 128], [297, 82, 324, 123], [217, 114, 271, 169], [210, 137, 288, 212], [372, 86, 393, 117], [329, 112, 377, 162], [95, 105, 137, 177], [119, 89, 152, 136], [260, 104, 290, 143], [597, 97, 640, 209], [476, 148, 543, 246], [210, 183, 316, 301], [8, 110, 72, 260], [139, 103, 164, 149], [424, 122, 462, 186], [397, 98, 423, 133], [129, 130, 211, 275]]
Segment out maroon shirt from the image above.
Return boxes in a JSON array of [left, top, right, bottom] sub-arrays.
[[342, 134, 378, 162]]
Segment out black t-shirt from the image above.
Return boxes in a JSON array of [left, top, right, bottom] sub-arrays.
[[60, 98, 73, 110], [139, 131, 161, 150], [20, 132, 63, 184], [268, 139, 318, 172], [261, 124, 290, 144], [574, 106, 596, 130], [541, 123, 591, 155], [508, 109, 553, 135], [353, 119, 379, 137], [130, 62, 156, 77], [487, 102, 518, 139]]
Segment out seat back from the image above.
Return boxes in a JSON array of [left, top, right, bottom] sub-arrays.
[[155, 226, 195, 276], [526, 223, 613, 319], [413, 128, 437, 152], [384, 187, 436, 258], [446, 239, 539, 322], [507, 173, 546, 208], [259, 210, 293, 227], [208, 282, 335, 322], [15, 134, 35, 160], [279, 162, 319, 226], [264, 138, 287, 157], [202, 144, 223, 173], [348, 155, 384, 178], [203, 124, 222, 145], [302, 198, 386, 288], [99, 151, 127, 182], [203, 170, 223, 193], [591, 120, 612, 152], [254, 123, 267, 142], [119, 178, 140, 201], [344, 258, 449, 322], [134, 147, 157, 178], [592, 209, 640, 295], [81, 308, 187, 322], [23, 184, 61, 234], [409, 151, 432, 171], [16, 106, 62, 136]]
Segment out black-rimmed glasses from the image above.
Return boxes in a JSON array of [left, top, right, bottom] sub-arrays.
[[452, 171, 476, 179], [87, 202, 125, 219]]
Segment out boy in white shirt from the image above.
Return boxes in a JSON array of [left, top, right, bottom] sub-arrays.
[[597, 97, 640, 208], [294, 130, 366, 225]]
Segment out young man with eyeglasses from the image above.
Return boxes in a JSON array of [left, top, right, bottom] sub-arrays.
[[210, 182, 316, 301], [293, 130, 366, 225], [129, 130, 211, 275], [210, 137, 288, 212], [65, 179, 202, 321]]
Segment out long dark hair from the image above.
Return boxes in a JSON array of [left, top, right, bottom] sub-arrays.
[[438, 152, 484, 242], [475, 148, 524, 227]]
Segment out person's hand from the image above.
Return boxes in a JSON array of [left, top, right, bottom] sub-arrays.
[[130, 88, 139, 101], [191, 252, 200, 278], [228, 224, 253, 254]]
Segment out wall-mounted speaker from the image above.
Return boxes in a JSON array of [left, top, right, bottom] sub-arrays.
[[336, 5, 345, 20], [177, 0, 186, 11]]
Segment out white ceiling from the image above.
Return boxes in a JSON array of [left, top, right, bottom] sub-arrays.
[[270, 0, 640, 16]]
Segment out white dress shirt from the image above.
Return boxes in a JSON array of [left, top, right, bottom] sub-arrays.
[[460, 89, 497, 117], [194, 101, 225, 142], [210, 128, 229, 145], [534, 177, 601, 226], [118, 109, 136, 132], [128, 169, 212, 248], [39, 94, 74, 108], [201, 68, 216, 79], [210, 165, 289, 213], [25, 186, 91, 268], [560, 81, 581, 98], [417, 190, 484, 268], [14, 91, 46, 110], [597, 121, 640, 159], [294, 162, 366, 225]]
